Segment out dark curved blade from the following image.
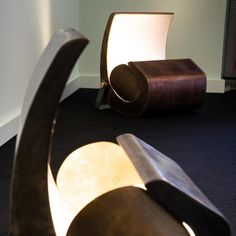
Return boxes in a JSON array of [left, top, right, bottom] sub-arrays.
[[117, 133, 231, 235]]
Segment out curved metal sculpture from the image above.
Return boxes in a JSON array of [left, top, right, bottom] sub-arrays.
[[96, 12, 173, 110], [10, 29, 89, 235], [10, 28, 230, 236], [95, 12, 206, 116]]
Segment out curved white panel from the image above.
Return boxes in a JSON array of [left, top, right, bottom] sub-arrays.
[[56, 142, 143, 213], [106, 13, 173, 80]]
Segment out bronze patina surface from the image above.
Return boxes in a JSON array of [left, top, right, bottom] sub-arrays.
[[117, 133, 231, 235], [67, 187, 190, 236], [10, 29, 88, 235], [108, 59, 206, 116]]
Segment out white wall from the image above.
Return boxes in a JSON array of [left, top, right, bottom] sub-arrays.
[[0, 0, 80, 146], [78, 0, 227, 92]]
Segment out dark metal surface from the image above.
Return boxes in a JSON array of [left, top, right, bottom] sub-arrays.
[[94, 87, 111, 110], [10, 29, 88, 235], [67, 187, 190, 236], [117, 133, 231, 235], [108, 59, 206, 116]]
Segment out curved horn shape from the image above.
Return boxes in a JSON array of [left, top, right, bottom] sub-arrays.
[[10, 29, 88, 235]]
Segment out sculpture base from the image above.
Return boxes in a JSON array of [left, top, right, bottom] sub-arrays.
[[106, 59, 206, 116]]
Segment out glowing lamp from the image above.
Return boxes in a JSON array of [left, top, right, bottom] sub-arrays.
[[10, 28, 230, 236], [95, 12, 206, 116]]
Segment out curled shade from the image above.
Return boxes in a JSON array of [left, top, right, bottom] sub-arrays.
[[96, 12, 206, 117], [96, 12, 173, 109], [100, 12, 173, 86]]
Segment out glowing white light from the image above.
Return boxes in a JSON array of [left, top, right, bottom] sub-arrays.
[[48, 142, 144, 236], [48, 166, 78, 236], [56, 142, 143, 213], [182, 222, 196, 236], [107, 13, 173, 80], [133, 183, 147, 190]]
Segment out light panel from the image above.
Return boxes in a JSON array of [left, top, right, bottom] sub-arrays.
[[56, 142, 143, 213], [107, 13, 173, 80]]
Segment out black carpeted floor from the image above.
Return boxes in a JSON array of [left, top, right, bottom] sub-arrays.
[[0, 88, 236, 235]]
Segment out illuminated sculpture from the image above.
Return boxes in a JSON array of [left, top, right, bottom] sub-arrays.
[[10, 29, 230, 235], [95, 12, 206, 116]]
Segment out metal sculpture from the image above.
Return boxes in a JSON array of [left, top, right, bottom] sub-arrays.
[[95, 12, 206, 116], [10, 28, 230, 236], [10, 29, 88, 235]]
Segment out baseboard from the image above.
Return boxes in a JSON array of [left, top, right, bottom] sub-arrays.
[[0, 109, 20, 146], [79, 75, 226, 93], [0, 77, 81, 147], [206, 79, 225, 93], [60, 76, 81, 101], [79, 75, 100, 89]]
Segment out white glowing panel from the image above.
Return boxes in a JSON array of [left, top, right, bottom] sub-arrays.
[[107, 13, 173, 80], [182, 222, 196, 236], [56, 142, 143, 213], [48, 166, 78, 236]]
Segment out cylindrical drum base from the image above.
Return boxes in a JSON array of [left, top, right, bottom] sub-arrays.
[[108, 59, 206, 116]]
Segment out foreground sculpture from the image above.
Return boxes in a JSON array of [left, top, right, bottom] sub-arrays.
[[10, 29, 89, 235], [10, 28, 230, 235]]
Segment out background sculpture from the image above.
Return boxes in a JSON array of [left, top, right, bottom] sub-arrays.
[[96, 12, 206, 116]]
